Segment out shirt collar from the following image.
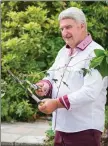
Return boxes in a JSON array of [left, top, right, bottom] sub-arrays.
[[66, 34, 93, 51]]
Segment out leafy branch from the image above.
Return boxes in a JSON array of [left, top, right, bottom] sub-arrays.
[[89, 49, 108, 78], [21, 58, 93, 77]]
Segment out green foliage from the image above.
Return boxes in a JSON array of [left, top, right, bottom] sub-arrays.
[[1, 1, 108, 121], [44, 122, 54, 146], [90, 49, 108, 78], [1, 79, 7, 98], [105, 106, 108, 128], [15, 100, 34, 121], [1, 97, 36, 122]]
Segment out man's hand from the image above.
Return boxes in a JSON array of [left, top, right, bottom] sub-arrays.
[[35, 82, 49, 97], [38, 98, 65, 114]]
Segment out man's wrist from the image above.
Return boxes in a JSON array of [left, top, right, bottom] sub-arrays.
[[55, 99, 65, 108]]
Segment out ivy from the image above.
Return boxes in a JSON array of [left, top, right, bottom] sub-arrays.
[[90, 49, 108, 78]]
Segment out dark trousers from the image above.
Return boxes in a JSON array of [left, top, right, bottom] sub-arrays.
[[54, 129, 102, 146]]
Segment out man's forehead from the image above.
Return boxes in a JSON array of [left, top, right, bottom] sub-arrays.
[[60, 18, 77, 25], [60, 18, 75, 22]]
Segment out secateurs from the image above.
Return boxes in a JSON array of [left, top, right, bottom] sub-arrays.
[[7, 69, 44, 106]]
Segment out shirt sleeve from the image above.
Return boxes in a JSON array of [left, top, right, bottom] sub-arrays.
[[59, 69, 104, 110]]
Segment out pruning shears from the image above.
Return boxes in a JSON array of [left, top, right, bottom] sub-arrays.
[[7, 69, 44, 106]]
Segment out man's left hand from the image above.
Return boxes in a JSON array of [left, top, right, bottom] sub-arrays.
[[38, 98, 64, 114]]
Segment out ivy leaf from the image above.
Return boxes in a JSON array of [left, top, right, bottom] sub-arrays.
[[94, 49, 104, 57], [106, 57, 108, 64], [99, 57, 108, 78], [89, 49, 108, 78], [90, 56, 104, 69], [104, 50, 108, 57]]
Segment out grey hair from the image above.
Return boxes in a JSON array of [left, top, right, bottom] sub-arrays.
[[58, 7, 87, 26]]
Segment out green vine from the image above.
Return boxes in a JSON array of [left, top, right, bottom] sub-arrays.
[[89, 49, 108, 78]]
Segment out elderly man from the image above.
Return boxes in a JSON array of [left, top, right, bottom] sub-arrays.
[[35, 7, 107, 146]]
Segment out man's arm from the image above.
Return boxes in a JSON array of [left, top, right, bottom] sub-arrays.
[[38, 69, 106, 114], [58, 69, 105, 110]]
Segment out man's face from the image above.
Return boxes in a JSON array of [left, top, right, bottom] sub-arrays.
[[59, 18, 85, 49]]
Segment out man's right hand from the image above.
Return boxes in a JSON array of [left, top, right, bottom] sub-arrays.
[[35, 81, 50, 97]]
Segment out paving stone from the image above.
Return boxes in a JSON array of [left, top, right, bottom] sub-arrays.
[[1, 133, 21, 146], [15, 136, 46, 146], [1, 120, 50, 146], [2, 126, 34, 135], [28, 128, 47, 136]]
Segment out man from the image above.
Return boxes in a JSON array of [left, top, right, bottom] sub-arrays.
[[35, 7, 107, 146]]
